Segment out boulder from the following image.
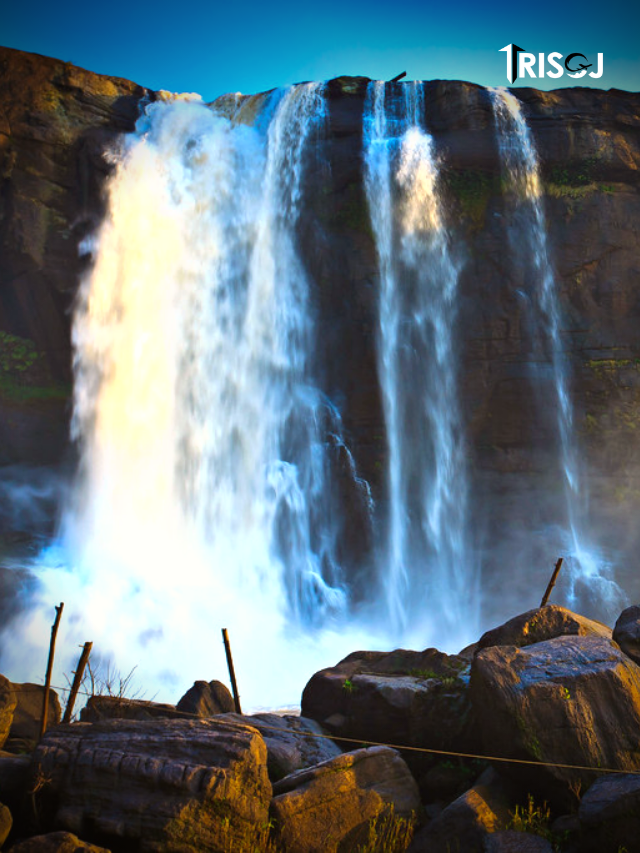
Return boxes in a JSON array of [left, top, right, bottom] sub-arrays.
[[612, 605, 640, 665], [79, 695, 193, 722], [0, 752, 30, 813], [470, 635, 640, 805], [408, 770, 510, 852], [271, 746, 420, 853], [301, 647, 474, 761], [477, 606, 611, 652], [577, 772, 640, 853], [0, 678, 16, 750], [0, 802, 11, 848], [175, 680, 234, 716], [31, 717, 271, 851], [7, 831, 110, 852], [220, 713, 342, 780], [9, 684, 61, 748], [482, 831, 554, 852]]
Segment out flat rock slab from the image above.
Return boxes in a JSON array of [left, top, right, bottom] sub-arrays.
[[79, 696, 193, 722], [471, 635, 640, 803], [272, 745, 420, 852], [219, 713, 342, 780], [31, 717, 271, 852], [477, 606, 611, 652]]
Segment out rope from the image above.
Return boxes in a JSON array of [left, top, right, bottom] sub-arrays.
[[12, 682, 637, 778]]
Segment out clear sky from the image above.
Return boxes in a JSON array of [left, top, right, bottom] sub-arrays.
[[2, 0, 639, 100]]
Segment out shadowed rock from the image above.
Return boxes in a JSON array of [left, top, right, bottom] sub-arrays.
[[613, 604, 640, 665], [477, 606, 611, 652], [8, 683, 61, 751], [175, 680, 234, 716], [577, 772, 640, 853], [8, 831, 110, 852], [0, 677, 16, 750]]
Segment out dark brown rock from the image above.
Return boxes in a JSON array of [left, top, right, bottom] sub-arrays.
[[9, 684, 61, 749], [0, 678, 16, 750], [470, 635, 640, 806], [477, 606, 611, 652], [0, 802, 11, 848], [175, 680, 234, 716], [613, 604, 640, 665], [79, 695, 192, 722], [7, 831, 110, 852], [219, 713, 342, 781], [271, 745, 420, 853], [408, 769, 510, 852], [0, 752, 30, 812], [577, 772, 640, 852], [30, 717, 271, 851]]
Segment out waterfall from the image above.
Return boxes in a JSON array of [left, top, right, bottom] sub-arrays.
[[3, 85, 382, 708], [364, 81, 477, 639], [490, 87, 624, 614]]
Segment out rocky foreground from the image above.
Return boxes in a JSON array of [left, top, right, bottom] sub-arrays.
[[0, 605, 639, 852]]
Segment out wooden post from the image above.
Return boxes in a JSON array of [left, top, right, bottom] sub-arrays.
[[222, 628, 242, 714], [540, 558, 564, 607], [62, 641, 93, 724], [40, 602, 64, 739], [389, 71, 407, 82]]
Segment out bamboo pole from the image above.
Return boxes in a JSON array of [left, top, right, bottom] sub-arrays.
[[540, 558, 564, 607], [62, 641, 93, 724], [40, 602, 64, 739], [222, 628, 242, 714]]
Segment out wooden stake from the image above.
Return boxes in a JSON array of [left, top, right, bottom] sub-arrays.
[[40, 602, 64, 739], [540, 558, 564, 608], [389, 71, 407, 82], [222, 628, 242, 714], [62, 641, 93, 724]]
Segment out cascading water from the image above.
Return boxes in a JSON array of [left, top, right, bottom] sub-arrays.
[[490, 87, 624, 615], [2, 85, 383, 708], [364, 81, 477, 639]]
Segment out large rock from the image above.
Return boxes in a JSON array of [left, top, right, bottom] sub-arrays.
[[577, 772, 640, 853], [301, 647, 474, 760], [612, 605, 640, 665], [0, 678, 16, 750], [0, 752, 30, 813], [477, 606, 611, 652], [8, 832, 110, 852], [9, 683, 61, 748], [175, 680, 234, 716], [471, 635, 640, 805], [271, 745, 420, 853], [408, 770, 511, 853], [31, 717, 271, 851], [220, 713, 342, 781], [482, 831, 554, 852]]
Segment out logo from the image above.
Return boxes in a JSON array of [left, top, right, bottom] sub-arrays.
[[500, 45, 603, 83]]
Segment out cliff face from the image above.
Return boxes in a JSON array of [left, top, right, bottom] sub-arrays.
[[0, 47, 151, 464], [1, 49, 640, 580]]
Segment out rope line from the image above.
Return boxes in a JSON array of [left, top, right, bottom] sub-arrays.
[[11, 683, 638, 778]]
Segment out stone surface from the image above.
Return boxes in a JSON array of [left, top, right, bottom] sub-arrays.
[[612, 604, 640, 665], [220, 713, 342, 781], [0, 752, 30, 812], [482, 831, 554, 852], [9, 683, 61, 747], [577, 772, 640, 852], [0, 677, 16, 750], [0, 802, 11, 848], [477, 606, 611, 652], [175, 680, 234, 716], [271, 745, 420, 853], [408, 770, 511, 852], [301, 647, 474, 758], [8, 832, 110, 852], [471, 635, 640, 804], [30, 717, 271, 851]]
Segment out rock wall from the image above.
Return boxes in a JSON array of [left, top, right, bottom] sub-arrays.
[[1, 48, 640, 597]]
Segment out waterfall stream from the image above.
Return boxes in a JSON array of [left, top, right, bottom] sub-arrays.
[[364, 81, 477, 638], [490, 87, 624, 614]]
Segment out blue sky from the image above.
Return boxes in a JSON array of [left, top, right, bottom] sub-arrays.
[[3, 0, 639, 99]]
